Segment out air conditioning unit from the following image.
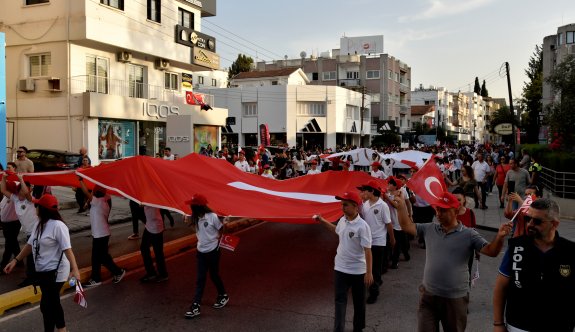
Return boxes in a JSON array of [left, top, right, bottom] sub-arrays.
[[117, 51, 132, 63], [19, 78, 35, 92], [155, 59, 170, 70]]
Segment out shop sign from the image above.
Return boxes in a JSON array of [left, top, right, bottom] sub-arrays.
[[176, 25, 216, 52], [494, 123, 513, 135], [143, 102, 180, 119], [192, 48, 220, 70], [167, 136, 190, 142], [182, 73, 193, 89]]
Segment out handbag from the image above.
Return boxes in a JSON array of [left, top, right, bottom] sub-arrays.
[[32, 251, 64, 295]]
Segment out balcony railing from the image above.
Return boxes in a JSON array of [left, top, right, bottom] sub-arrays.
[[400, 105, 409, 114], [71, 75, 214, 105], [338, 78, 361, 87]]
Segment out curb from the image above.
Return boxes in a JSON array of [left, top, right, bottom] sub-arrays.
[[0, 219, 261, 316]]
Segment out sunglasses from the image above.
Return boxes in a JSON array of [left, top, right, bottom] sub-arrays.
[[523, 215, 550, 226], [17, 150, 25, 153]]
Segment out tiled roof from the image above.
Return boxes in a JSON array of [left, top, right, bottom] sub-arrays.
[[411, 105, 435, 116], [233, 67, 301, 79]]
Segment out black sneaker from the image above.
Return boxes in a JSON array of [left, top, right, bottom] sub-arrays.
[[213, 294, 229, 309], [155, 275, 169, 283], [139, 274, 157, 283], [390, 263, 399, 269], [185, 303, 200, 319]]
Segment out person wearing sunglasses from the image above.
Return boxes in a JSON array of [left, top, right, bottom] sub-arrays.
[[493, 198, 574, 332], [14, 146, 34, 173]]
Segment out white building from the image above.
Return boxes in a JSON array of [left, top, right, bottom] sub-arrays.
[[203, 68, 371, 149], [0, 0, 226, 163]]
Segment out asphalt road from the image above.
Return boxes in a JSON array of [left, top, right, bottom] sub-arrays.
[[0, 222, 505, 332]]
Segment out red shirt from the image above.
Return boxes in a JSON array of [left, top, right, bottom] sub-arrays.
[[495, 164, 511, 186], [457, 208, 476, 228]]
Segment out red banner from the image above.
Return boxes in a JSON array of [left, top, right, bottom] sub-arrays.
[[259, 124, 270, 147], [185, 91, 205, 105]]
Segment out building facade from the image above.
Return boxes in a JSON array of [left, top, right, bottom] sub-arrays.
[[0, 0, 225, 163], [204, 68, 371, 150], [255, 36, 411, 135]]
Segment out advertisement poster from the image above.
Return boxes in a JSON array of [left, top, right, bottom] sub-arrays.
[[194, 125, 218, 153], [98, 120, 136, 159]]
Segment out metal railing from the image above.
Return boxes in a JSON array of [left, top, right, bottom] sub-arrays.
[[70, 75, 214, 105], [540, 167, 575, 199]]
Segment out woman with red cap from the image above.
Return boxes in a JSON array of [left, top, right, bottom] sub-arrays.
[[184, 194, 229, 319], [4, 194, 80, 332]]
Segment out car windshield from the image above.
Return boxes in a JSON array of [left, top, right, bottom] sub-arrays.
[[65, 155, 81, 164]]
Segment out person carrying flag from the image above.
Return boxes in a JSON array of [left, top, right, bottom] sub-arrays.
[[504, 185, 540, 238], [184, 194, 229, 319]]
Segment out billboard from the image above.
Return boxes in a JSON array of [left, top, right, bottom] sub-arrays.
[[98, 120, 136, 159], [340, 35, 384, 55], [194, 125, 218, 153]]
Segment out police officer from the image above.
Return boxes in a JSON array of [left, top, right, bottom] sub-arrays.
[[493, 198, 575, 332]]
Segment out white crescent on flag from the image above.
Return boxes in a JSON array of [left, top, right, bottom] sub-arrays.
[[424, 177, 442, 199]]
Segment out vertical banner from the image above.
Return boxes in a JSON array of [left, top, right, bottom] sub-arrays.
[[193, 125, 218, 153], [259, 124, 270, 146], [98, 120, 136, 159], [0, 33, 6, 167]]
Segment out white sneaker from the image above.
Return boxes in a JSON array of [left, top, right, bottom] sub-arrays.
[[113, 269, 126, 284], [82, 279, 101, 288]]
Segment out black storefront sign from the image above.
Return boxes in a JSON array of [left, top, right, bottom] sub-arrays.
[[175, 25, 216, 52]]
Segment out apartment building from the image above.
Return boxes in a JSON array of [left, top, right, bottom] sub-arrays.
[[0, 0, 226, 163], [203, 68, 371, 149], [255, 35, 411, 135]]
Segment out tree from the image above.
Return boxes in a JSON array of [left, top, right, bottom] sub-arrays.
[[545, 54, 575, 150], [490, 106, 519, 145], [227, 54, 254, 82], [474, 77, 481, 94], [520, 45, 543, 144], [481, 80, 489, 97]]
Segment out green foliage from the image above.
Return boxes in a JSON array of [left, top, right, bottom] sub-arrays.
[[519, 144, 575, 172], [481, 80, 489, 97], [545, 54, 575, 150], [372, 132, 400, 146], [474, 77, 481, 94], [227, 54, 254, 81], [412, 122, 430, 135], [521, 45, 543, 144]]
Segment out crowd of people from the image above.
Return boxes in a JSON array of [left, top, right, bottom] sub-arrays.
[[0, 143, 573, 332]]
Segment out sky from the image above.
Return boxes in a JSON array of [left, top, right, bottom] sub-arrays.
[[204, 0, 575, 100]]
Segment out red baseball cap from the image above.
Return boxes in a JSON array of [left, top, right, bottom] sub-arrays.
[[6, 181, 20, 194], [185, 194, 208, 206], [357, 180, 381, 192], [371, 161, 381, 167], [33, 194, 59, 211], [335, 191, 362, 206], [387, 176, 404, 188], [311, 160, 318, 165], [263, 164, 270, 169], [93, 185, 106, 194], [431, 192, 460, 209]]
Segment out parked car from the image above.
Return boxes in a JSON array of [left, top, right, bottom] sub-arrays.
[[26, 149, 82, 172]]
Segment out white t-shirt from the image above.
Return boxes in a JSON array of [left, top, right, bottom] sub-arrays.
[[295, 160, 305, 173], [261, 171, 275, 179], [144, 207, 165, 234], [386, 193, 401, 231], [234, 160, 250, 172], [195, 212, 222, 253], [370, 170, 385, 179], [163, 155, 175, 160], [89, 195, 111, 238], [0, 196, 19, 222], [472, 160, 490, 182], [307, 168, 321, 175], [28, 219, 71, 282], [12, 194, 38, 235], [361, 198, 391, 246], [453, 158, 463, 170], [334, 214, 372, 275], [383, 163, 393, 178]]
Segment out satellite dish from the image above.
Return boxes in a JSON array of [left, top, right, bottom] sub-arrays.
[[300, 51, 307, 59]]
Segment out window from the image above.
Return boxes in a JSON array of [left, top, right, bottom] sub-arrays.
[[147, 0, 161, 23], [366, 70, 380, 79], [346, 71, 359, 79], [29, 53, 51, 77], [164, 72, 178, 91], [178, 8, 194, 29], [198, 76, 204, 84], [322, 71, 336, 81], [395, 73, 399, 82], [297, 103, 326, 116], [388, 70, 392, 79], [243, 103, 257, 117], [128, 64, 145, 98], [558, 32, 564, 45], [271, 81, 278, 85], [312, 72, 318, 81], [25, 0, 49, 5], [211, 78, 217, 87], [86, 55, 109, 93], [100, 0, 123, 10], [346, 106, 352, 119], [567, 31, 575, 44]]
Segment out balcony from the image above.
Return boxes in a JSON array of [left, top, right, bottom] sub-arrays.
[[399, 83, 410, 93], [71, 75, 214, 105], [399, 105, 409, 114], [338, 78, 361, 87]]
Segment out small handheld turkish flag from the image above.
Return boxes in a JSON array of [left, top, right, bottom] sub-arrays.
[[519, 195, 534, 213], [74, 283, 88, 308], [406, 157, 449, 206], [219, 234, 240, 252]]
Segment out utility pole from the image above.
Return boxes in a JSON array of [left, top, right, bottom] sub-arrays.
[[360, 85, 367, 147], [505, 62, 516, 152]]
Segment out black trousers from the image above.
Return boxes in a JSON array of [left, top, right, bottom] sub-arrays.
[[477, 182, 487, 207], [91, 236, 122, 281], [391, 229, 410, 265], [1, 220, 21, 268], [39, 281, 66, 332], [193, 248, 226, 304], [368, 245, 385, 298], [129, 200, 146, 234], [75, 190, 87, 211], [160, 209, 175, 227], [334, 270, 365, 332], [140, 229, 167, 277]]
